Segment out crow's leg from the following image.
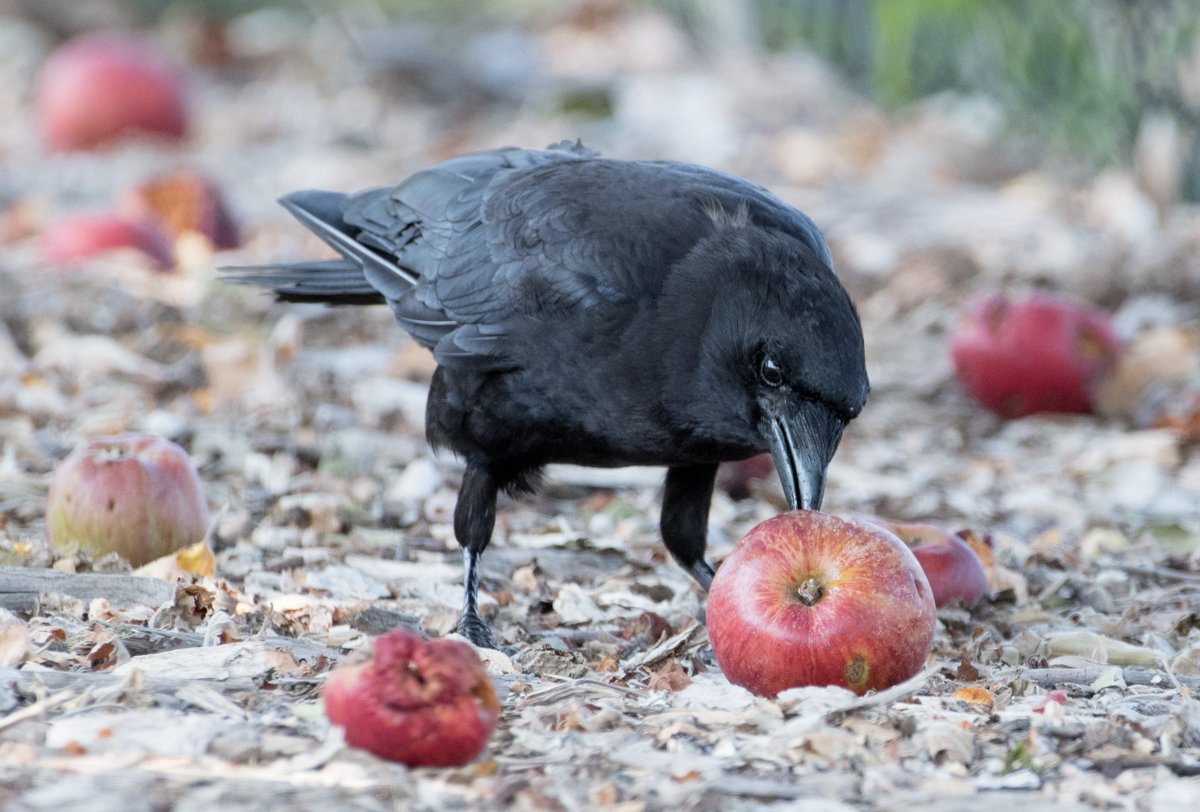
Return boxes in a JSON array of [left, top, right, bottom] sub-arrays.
[[454, 463, 499, 648], [661, 464, 719, 590]]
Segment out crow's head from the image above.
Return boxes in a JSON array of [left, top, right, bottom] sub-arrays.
[[658, 226, 869, 510]]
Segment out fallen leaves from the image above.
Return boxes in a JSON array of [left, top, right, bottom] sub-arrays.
[[0, 2, 1198, 809]]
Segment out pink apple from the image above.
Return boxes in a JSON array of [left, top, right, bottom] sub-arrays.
[[46, 434, 209, 566], [42, 213, 174, 270], [707, 511, 936, 697], [862, 517, 989, 607], [324, 628, 500, 767], [949, 291, 1120, 418], [36, 33, 187, 152]]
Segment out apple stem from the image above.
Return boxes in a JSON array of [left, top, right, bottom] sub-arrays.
[[796, 577, 825, 606]]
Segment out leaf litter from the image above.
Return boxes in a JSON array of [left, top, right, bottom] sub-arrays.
[[0, 3, 1199, 809]]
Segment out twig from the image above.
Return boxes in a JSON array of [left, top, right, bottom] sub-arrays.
[[0, 666, 259, 695], [0, 688, 76, 733], [1018, 666, 1200, 692], [0, 566, 177, 613], [518, 677, 641, 707], [1113, 562, 1200, 585]]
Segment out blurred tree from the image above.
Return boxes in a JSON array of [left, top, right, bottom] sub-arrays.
[[661, 0, 1200, 198]]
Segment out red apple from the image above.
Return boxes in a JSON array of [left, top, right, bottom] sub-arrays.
[[36, 33, 188, 152], [861, 517, 988, 607], [949, 291, 1120, 418], [121, 169, 240, 250], [42, 213, 174, 270], [46, 434, 209, 567], [707, 511, 936, 697], [324, 628, 500, 767]]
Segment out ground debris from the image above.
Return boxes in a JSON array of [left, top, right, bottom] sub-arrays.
[[1, 3, 1199, 809]]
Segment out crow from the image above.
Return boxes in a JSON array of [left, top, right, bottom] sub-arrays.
[[226, 141, 869, 648]]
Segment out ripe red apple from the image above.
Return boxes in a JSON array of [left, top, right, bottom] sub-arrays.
[[949, 291, 1120, 418], [121, 169, 240, 250], [707, 511, 936, 697], [36, 33, 188, 152], [860, 517, 988, 607], [42, 213, 174, 270], [46, 434, 209, 567], [324, 628, 500, 767]]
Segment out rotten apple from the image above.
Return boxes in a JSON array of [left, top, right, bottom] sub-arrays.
[[860, 517, 988, 607], [707, 511, 936, 697], [324, 628, 500, 767], [36, 33, 188, 152], [949, 291, 1120, 418], [46, 434, 209, 567], [121, 168, 240, 250], [42, 212, 174, 270]]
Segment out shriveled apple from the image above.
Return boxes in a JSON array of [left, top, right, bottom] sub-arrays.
[[706, 511, 936, 697], [949, 291, 1120, 418], [36, 33, 188, 152], [42, 213, 174, 270], [324, 628, 500, 767], [861, 517, 988, 607], [46, 434, 209, 567]]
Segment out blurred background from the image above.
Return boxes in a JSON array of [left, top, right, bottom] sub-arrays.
[[4, 0, 1200, 294], [1, 0, 1198, 543]]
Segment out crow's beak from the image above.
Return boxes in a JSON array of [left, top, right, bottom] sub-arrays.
[[761, 399, 844, 511]]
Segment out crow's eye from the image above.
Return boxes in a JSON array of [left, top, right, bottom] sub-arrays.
[[759, 354, 784, 388]]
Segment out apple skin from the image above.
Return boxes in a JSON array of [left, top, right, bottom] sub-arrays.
[[36, 33, 187, 152], [861, 518, 989, 608], [46, 434, 209, 567], [706, 511, 936, 697], [324, 628, 500, 767], [949, 291, 1120, 418], [42, 213, 175, 270]]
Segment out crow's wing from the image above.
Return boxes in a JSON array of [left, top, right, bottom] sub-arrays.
[[342, 142, 832, 369]]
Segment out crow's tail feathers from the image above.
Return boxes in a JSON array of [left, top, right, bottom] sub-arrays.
[[221, 189, 414, 305]]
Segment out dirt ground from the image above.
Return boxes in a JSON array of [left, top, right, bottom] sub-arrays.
[[1, 4, 1200, 810]]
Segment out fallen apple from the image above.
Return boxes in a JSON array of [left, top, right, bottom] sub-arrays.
[[324, 628, 500, 767], [46, 434, 209, 567], [707, 511, 936, 697], [860, 517, 989, 607], [42, 213, 174, 270], [949, 291, 1120, 418], [121, 169, 240, 250], [36, 33, 188, 152]]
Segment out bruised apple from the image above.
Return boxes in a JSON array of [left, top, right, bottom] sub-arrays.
[[36, 33, 187, 152], [861, 517, 988, 607], [950, 291, 1120, 418], [324, 628, 500, 767], [46, 434, 208, 566], [42, 213, 174, 270], [707, 511, 935, 697]]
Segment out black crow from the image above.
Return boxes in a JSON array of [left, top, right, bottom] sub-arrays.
[[226, 141, 869, 648]]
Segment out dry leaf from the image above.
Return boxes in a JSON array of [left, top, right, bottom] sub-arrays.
[[646, 660, 692, 692], [0, 620, 30, 668], [952, 686, 995, 708]]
